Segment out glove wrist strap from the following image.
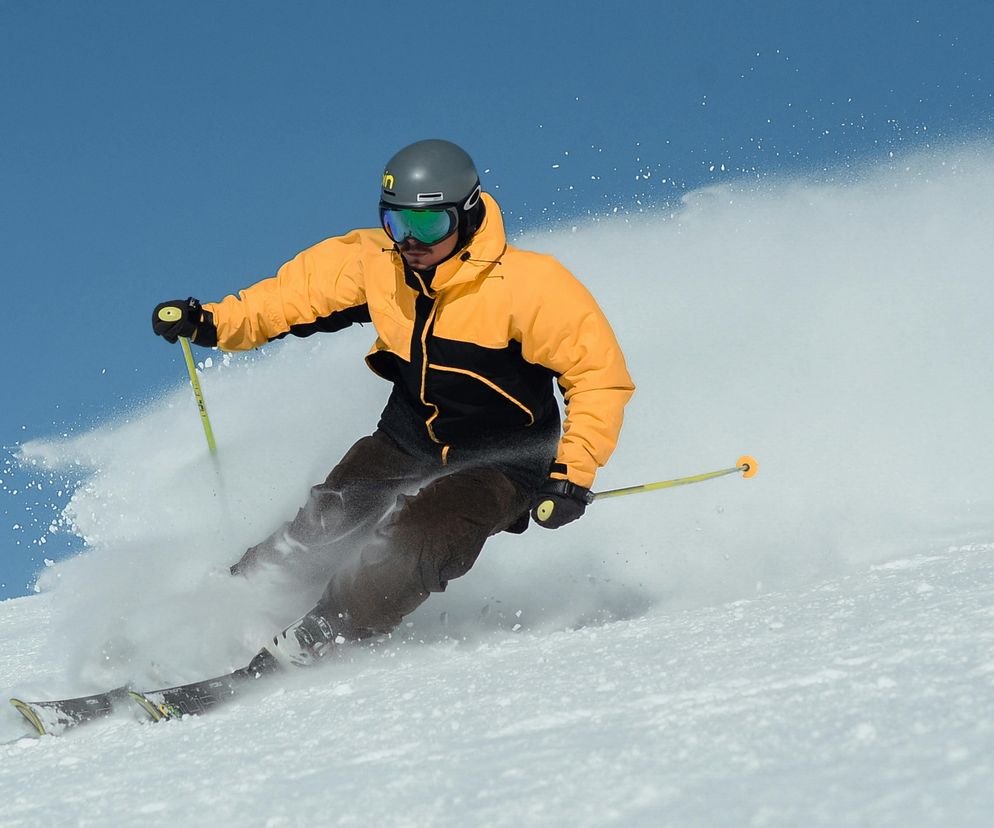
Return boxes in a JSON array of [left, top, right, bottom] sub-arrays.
[[545, 478, 593, 504]]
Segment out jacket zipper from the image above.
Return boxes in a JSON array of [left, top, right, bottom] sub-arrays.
[[410, 271, 450, 462]]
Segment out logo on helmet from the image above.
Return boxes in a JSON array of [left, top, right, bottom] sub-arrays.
[[463, 184, 481, 211], [381, 172, 395, 191]]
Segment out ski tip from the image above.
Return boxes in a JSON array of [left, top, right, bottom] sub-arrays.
[[10, 699, 46, 736], [128, 691, 178, 723], [737, 455, 759, 479], [128, 691, 166, 722]]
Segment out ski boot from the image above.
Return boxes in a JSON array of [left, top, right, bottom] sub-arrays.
[[263, 612, 341, 668]]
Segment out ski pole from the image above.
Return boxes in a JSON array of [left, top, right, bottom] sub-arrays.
[[177, 336, 218, 454], [534, 456, 758, 524], [156, 306, 218, 454], [159, 306, 217, 455], [157, 307, 234, 541], [589, 455, 758, 502]]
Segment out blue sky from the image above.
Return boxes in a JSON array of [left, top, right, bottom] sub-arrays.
[[1, 1, 992, 599]]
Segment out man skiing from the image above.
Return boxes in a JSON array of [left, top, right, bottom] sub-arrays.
[[152, 139, 634, 668]]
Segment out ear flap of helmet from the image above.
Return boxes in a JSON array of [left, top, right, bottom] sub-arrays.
[[458, 193, 486, 248]]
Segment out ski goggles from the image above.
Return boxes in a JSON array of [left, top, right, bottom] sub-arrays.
[[380, 206, 458, 245]]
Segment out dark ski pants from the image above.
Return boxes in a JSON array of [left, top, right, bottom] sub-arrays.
[[231, 431, 532, 638]]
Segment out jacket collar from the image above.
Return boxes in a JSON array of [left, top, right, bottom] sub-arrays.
[[418, 192, 507, 293]]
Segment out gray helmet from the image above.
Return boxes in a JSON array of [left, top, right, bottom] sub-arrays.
[[380, 139, 485, 248]]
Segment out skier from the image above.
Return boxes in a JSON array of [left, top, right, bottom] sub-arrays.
[[152, 139, 634, 668]]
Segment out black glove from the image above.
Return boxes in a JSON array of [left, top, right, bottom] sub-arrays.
[[530, 478, 592, 529], [152, 297, 217, 346]]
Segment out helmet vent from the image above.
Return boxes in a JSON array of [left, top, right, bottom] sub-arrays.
[[416, 192, 445, 203]]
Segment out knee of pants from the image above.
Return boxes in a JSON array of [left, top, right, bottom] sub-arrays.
[[378, 494, 489, 593]]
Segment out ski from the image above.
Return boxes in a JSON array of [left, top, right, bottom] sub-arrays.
[[128, 648, 279, 722], [9, 648, 281, 736], [10, 686, 132, 736]]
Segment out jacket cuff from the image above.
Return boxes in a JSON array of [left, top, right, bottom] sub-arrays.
[[191, 309, 219, 348], [548, 461, 595, 490]]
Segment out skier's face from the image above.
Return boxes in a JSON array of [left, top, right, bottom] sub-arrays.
[[399, 231, 459, 271]]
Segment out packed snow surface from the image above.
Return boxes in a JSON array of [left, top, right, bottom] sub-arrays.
[[2, 147, 993, 825]]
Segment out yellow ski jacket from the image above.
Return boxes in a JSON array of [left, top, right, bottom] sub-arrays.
[[203, 193, 634, 489]]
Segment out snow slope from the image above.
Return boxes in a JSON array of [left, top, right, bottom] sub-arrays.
[[1, 543, 992, 826], [2, 146, 994, 825]]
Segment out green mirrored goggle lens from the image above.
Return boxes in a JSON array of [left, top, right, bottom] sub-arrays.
[[381, 208, 457, 245]]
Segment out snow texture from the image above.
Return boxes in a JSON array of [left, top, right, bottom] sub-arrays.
[[1, 147, 993, 825]]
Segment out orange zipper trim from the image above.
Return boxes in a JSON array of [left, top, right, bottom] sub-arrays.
[[418, 298, 442, 444], [427, 363, 536, 425]]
